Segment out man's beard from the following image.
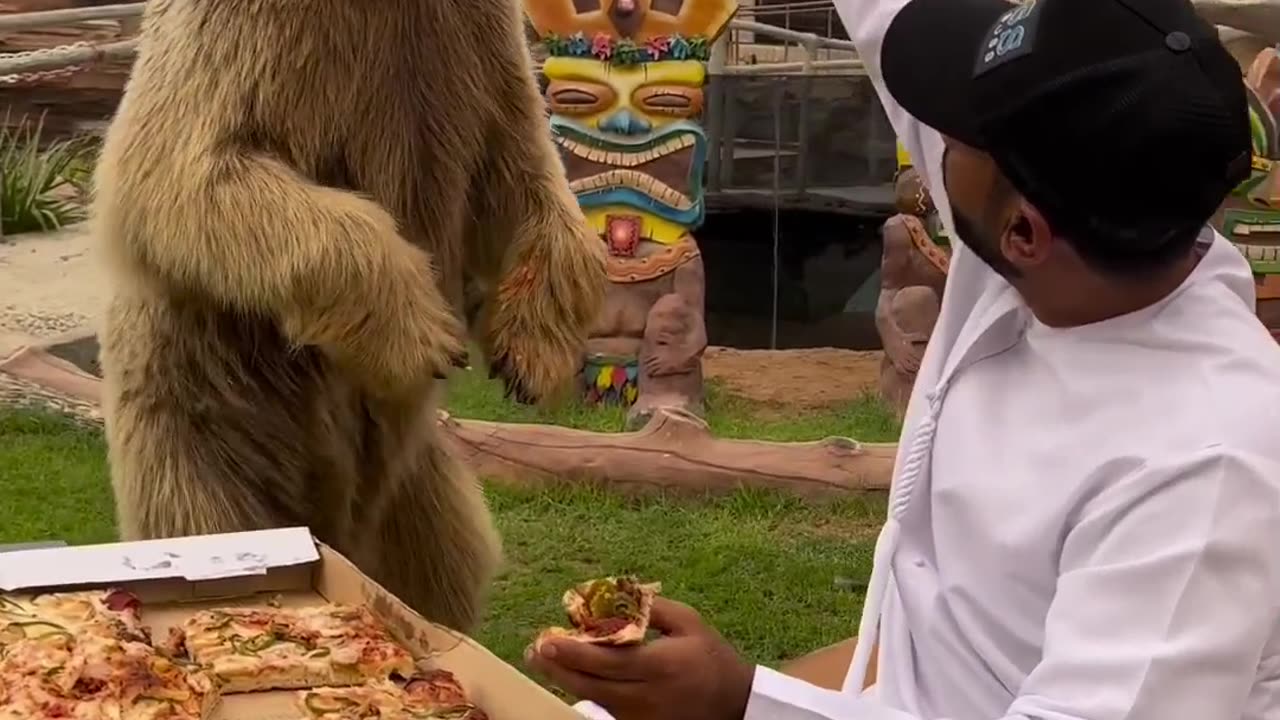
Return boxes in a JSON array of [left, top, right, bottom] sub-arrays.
[[951, 205, 1022, 280]]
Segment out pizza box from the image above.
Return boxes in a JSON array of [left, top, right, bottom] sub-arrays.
[[0, 526, 581, 720], [779, 636, 869, 691]]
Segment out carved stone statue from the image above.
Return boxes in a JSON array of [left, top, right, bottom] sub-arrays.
[[523, 0, 736, 429], [875, 146, 951, 415]]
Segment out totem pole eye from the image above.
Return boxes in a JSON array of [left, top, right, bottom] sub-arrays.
[[547, 81, 616, 115], [572, 0, 602, 10], [633, 86, 703, 117], [650, 0, 685, 14]]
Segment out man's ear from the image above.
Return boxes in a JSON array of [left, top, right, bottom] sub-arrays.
[[999, 198, 1054, 270]]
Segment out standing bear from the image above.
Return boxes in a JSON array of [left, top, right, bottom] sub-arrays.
[[91, 0, 606, 632]]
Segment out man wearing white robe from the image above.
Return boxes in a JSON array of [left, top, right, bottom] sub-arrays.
[[527, 0, 1280, 717]]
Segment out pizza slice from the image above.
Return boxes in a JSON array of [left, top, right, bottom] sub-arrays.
[[535, 576, 662, 648], [0, 631, 219, 720], [296, 670, 488, 720], [170, 603, 415, 693], [0, 588, 150, 649]]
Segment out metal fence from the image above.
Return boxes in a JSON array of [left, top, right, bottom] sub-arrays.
[[705, 72, 898, 216]]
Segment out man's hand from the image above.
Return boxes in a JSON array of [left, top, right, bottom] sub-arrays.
[[525, 598, 755, 720]]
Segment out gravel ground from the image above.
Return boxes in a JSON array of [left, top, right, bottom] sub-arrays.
[[0, 224, 102, 357]]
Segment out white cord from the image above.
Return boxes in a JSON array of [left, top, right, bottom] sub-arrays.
[[770, 81, 783, 350]]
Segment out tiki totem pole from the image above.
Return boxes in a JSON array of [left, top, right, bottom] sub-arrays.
[[875, 143, 952, 416], [522, 0, 737, 430], [1212, 47, 1280, 338]]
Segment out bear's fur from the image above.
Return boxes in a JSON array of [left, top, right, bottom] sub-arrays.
[[91, 0, 606, 631]]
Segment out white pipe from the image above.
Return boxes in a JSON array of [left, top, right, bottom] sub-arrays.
[[0, 3, 144, 33], [730, 19, 857, 51], [722, 59, 866, 75]]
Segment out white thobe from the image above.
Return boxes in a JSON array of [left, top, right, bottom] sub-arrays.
[[572, 2, 1280, 719], [739, 1, 1280, 719]]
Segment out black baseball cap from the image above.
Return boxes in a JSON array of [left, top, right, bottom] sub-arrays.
[[881, 0, 1254, 255]]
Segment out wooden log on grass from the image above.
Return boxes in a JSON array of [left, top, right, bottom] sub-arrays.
[[437, 407, 896, 495]]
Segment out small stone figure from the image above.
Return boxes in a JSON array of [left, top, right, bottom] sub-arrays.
[[875, 148, 951, 416]]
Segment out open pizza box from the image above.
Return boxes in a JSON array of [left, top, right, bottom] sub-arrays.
[[779, 636, 864, 691], [0, 526, 581, 720]]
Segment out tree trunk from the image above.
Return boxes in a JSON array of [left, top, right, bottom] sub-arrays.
[[439, 407, 894, 495]]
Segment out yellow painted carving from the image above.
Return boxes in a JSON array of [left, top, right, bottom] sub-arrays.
[[897, 142, 913, 170], [545, 57, 706, 245], [543, 58, 707, 128], [583, 207, 688, 244]]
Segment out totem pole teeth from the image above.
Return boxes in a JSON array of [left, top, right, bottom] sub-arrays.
[[1233, 223, 1280, 240], [567, 169, 694, 210], [1235, 240, 1280, 261], [553, 133, 699, 168]]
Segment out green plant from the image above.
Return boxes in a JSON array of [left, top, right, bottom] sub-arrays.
[[0, 114, 96, 237]]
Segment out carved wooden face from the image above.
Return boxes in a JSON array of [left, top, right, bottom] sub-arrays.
[[566, 0, 685, 37], [544, 60, 706, 126], [542, 57, 709, 232], [525, 0, 736, 42]]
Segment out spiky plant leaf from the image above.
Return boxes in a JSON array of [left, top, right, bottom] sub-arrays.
[[0, 113, 94, 238]]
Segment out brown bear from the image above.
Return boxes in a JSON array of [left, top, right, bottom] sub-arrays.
[[90, 0, 606, 632]]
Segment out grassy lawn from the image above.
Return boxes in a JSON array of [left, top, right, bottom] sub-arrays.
[[447, 368, 903, 442], [0, 378, 894, 675]]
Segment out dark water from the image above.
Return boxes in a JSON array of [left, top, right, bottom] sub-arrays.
[[698, 209, 885, 351]]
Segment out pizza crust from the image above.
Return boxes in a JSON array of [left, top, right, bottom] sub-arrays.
[[534, 577, 661, 649], [296, 670, 488, 719], [174, 605, 416, 694]]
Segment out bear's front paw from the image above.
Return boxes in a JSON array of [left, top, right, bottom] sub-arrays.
[[486, 259, 605, 405], [400, 313, 471, 386], [366, 277, 472, 397]]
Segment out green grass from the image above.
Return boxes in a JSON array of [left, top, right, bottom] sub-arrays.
[[0, 115, 96, 237], [447, 368, 902, 442], [0, 376, 895, 673]]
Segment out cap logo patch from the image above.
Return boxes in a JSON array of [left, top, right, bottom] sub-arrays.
[[974, 0, 1042, 77]]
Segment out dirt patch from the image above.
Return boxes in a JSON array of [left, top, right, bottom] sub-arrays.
[[0, 225, 102, 358], [703, 346, 882, 411]]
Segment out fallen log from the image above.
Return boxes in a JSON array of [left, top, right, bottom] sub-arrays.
[[439, 407, 895, 495], [2, 341, 897, 494]]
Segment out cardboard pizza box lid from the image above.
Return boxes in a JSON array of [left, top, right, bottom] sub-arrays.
[[0, 527, 319, 591]]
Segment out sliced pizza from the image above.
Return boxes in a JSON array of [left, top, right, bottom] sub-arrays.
[[0, 588, 150, 649], [0, 631, 219, 720], [170, 604, 415, 693], [535, 576, 662, 648], [297, 670, 488, 720]]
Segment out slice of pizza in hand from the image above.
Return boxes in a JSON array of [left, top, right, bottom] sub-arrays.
[[536, 576, 662, 648], [297, 670, 488, 719], [170, 604, 415, 693], [0, 588, 150, 649]]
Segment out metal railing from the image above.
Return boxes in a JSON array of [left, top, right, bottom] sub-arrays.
[[728, 1, 852, 69]]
